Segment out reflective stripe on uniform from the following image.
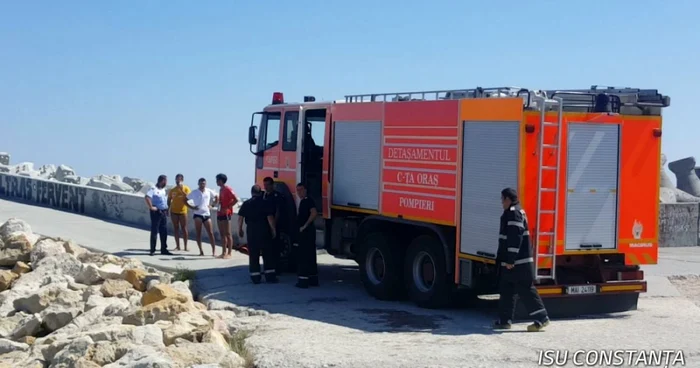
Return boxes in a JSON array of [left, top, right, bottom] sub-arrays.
[[507, 221, 524, 228], [529, 308, 546, 316], [523, 230, 530, 236], [298, 276, 309, 280], [507, 247, 519, 253], [264, 269, 276, 274], [250, 272, 261, 276], [499, 235, 507, 240]]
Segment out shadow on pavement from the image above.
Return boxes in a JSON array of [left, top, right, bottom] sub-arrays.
[[193, 259, 631, 336]]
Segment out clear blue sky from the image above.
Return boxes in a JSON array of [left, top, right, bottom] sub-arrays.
[[1, 1, 698, 194]]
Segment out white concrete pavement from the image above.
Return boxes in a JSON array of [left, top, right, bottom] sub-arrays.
[[3, 198, 700, 367]]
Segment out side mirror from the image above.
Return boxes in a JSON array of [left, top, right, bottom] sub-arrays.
[[248, 126, 257, 145]]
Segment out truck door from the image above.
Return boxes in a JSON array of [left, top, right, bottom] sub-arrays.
[[254, 111, 282, 183], [298, 108, 327, 212], [279, 109, 300, 186]]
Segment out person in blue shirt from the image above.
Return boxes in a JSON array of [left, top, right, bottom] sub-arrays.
[[145, 174, 174, 256]]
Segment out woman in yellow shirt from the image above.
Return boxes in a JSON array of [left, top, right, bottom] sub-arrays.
[[168, 173, 192, 251]]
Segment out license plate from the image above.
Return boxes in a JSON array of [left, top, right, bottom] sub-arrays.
[[566, 285, 597, 295]]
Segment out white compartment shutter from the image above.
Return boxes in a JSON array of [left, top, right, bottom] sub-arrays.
[[331, 121, 381, 210], [460, 121, 520, 258]]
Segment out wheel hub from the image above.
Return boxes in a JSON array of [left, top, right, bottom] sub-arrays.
[[366, 248, 386, 285], [413, 251, 436, 293]]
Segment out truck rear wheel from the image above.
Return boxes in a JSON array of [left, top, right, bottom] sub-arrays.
[[358, 231, 405, 300], [404, 234, 451, 309]]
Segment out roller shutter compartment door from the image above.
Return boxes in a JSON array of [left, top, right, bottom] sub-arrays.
[[331, 121, 381, 210], [564, 123, 620, 250], [460, 121, 520, 258]]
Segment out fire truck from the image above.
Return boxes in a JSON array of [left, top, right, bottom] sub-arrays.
[[246, 86, 669, 317]]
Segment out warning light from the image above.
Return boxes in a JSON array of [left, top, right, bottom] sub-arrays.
[[272, 92, 284, 105], [304, 96, 316, 102], [652, 128, 662, 138]]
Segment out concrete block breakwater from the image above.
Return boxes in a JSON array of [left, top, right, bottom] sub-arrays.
[[0, 173, 243, 244]]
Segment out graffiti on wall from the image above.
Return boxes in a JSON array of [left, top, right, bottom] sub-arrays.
[[0, 174, 87, 214]]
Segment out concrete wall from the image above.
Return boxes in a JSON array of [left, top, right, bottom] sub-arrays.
[[2, 172, 699, 249], [0, 172, 247, 245], [659, 203, 699, 247]]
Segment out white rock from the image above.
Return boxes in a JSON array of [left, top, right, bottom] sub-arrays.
[[51, 335, 94, 368], [33, 253, 83, 279], [30, 238, 66, 264], [146, 279, 160, 290], [11, 313, 42, 339], [63, 240, 87, 258], [75, 264, 103, 285], [54, 165, 76, 182], [0, 232, 34, 266], [98, 264, 124, 280], [102, 344, 174, 368], [0, 338, 30, 354], [13, 284, 83, 314], [0, 311, 28, 338], [37, 164, 57, 179], [41, 304, 82, 332], [0, 218, 32, 240], [170, 281, 193, 302]]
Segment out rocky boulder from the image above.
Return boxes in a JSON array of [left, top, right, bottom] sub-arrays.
[[0, 218, 258, 368]]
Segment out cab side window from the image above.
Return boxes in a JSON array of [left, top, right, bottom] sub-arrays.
[[282, 111, 299, 151]]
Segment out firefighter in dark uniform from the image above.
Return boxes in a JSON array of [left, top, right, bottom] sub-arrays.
[[237, 185, 278, 284], [262, 177, 287, 274], [294, 182, 319, 288], [494, 187, 551, 332]]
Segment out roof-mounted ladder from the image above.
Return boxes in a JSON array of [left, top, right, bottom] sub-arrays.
[[343, 85, 670, 115], [533, 96, 564, 283]]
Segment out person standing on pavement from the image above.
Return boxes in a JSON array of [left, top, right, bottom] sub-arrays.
[[262, 176, 287, 273], [167, 173, 191, 251], [294, 182, 319, 288], [185, 178, 218, 257], [238, 185, 277, 284], [144, 175, 173, 256], [493, 187, 550, 332], [216, 173, 238, 259]]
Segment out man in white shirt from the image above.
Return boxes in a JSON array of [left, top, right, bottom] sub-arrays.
[[186, 178, 219, 257], [144, 174, 173, 256]]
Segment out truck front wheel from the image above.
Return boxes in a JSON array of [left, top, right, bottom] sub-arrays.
[[358, 231, 405, 300], [404, 234, 451, 309]]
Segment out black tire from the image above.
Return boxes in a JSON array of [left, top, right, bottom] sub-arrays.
[[404, 234, 451, 309], [358, 231, 405, 301]]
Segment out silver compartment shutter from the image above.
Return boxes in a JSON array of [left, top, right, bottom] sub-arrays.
[[331, 121, 381, 210], [460, 121, 520, 257], [564, 123, 620, 250]]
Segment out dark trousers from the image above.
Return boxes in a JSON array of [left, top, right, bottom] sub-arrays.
[[149, 209, 168, 253], [498, 267, 548, 323], [296, 229, 318, 286], [248, 233, 278, 283]]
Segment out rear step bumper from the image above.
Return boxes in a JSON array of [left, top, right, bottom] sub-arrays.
[[536, 281, 647, 298]]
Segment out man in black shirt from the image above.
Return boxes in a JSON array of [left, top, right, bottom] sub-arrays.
[[262, 177, 287, 273], [237, 185, 278, 284], [295, 182, 318, 288]]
